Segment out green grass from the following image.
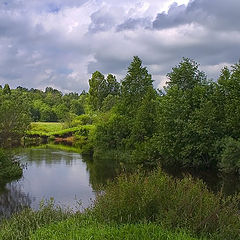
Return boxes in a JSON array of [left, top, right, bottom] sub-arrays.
[[27, 122, 64, 136], [0, 200, 73, 240], [91, 168, 240, 240], [30, 217, 203, 240]]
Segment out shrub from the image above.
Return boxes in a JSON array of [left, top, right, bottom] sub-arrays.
[[91, 167, 240, 239], [0, 149, 22, 183]]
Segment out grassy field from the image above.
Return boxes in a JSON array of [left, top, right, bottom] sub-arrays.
[[27, 122, 64, 136]]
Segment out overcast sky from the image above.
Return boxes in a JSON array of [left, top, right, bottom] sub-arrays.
[[0, 0, 239, 92]]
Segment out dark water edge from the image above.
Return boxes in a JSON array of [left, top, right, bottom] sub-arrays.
[[0, 144, 240, 219]]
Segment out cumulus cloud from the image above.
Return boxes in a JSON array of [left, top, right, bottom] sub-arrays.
[[0, 0, 239, 92]]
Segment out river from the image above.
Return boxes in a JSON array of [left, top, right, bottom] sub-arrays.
[[0, 145, 118, 218]]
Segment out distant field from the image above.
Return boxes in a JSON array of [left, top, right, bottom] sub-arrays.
[[27, 122, 64, 136]]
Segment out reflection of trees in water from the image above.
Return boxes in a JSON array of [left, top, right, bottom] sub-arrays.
[[22, 148, 76, 166], [83, 153, 120, 191], [0, 182, 32, 219]]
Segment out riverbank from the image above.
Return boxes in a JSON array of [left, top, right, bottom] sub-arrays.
[[1, 167, 239, 240]]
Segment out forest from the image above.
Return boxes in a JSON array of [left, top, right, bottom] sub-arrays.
[[1, 56, 240, 174], [0, 57, 240, 240]]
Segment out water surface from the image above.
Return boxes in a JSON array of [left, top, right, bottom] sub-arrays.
[[0, 146, 100, 217]]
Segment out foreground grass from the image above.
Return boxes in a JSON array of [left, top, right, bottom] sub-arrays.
[[30, 217, 203, 240], [0, 200, 72, 240]]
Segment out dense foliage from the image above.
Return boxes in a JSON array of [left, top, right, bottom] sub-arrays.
[[92, 57, 240, 174], [1, 56, 240, 171], [91, 168, 240, 239], [0, 149, 22, 183]]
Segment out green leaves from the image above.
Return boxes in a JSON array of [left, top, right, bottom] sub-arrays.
[[89, 72, 120, 111], [166, 58, 207, 91]]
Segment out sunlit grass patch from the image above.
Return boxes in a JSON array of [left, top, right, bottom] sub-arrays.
[[30, 217, 203, 240], [29, 122, 64, 134]]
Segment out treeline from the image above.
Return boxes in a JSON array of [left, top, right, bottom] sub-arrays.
[[0, 85, 86, 122], [1, 56, 240, 174], [89, 57, 240, 174], [0, 85, 87, 146]]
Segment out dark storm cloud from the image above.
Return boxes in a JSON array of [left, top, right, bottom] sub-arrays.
[[153, 0, 240, 31]]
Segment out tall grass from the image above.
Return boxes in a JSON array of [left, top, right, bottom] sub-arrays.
[[91, 168, 240, 239], [0, 200, 73, 240], [30, 217, 204, 240]]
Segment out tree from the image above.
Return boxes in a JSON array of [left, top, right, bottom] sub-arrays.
[[106, 74, 120, 96], [120, 56, 153, 115], [129, 87, 157, 145], [3, 84, 11, 95], [217, 62, 240, 138], [0, 92, 31, 146], [89, 71, 107, 110], [70, 99, 85, 115], [166, 58, 207, 91]]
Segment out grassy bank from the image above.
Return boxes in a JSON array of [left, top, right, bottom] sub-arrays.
[[0, 167, 239, 240]]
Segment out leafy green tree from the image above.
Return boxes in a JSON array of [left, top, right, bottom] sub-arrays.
[[70, 99, 85, 115], [53, 104, 69, 121], [129, 87, 157, 145], [89, 71, 107, 110], [95, 114, 130, 150], [106, 74, 120, 96], [40, 105, 57, 122], [154, 60, 218, 167], [217, 62, 240, 138], [166, 58, 207, 90], [120, 56, 153, 115], [101, 95, 119, 112], [3, 84, 11, 95], [0, 92, 31, 146]]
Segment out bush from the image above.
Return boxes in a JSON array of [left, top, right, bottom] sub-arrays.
[[0, 149, 22, 183], [91, 167, 240, 239]]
